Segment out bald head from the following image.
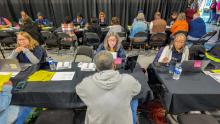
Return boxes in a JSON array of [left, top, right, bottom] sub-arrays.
[[94, 51, 114, 71]]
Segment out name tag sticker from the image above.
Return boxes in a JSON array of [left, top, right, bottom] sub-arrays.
[[194, 60, 202, 68]]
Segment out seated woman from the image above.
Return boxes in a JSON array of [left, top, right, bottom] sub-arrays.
[[170, 12, 188, 36], [0, 17, 12, 28], [19, 11, 33, 25], [96, 32, 126, 60], [0, 81, 12, 124], [158, 33, 189, 63], [108, 17, 124, 33], [130, 13, 148, 38], [8, 32, 46, 64], [167, 11, 178, 26], [99, 11, 107, 27]]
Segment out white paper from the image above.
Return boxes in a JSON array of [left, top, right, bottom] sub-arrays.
[[56, 62, 72, 70], [111, 52, 117, 59], [209, 73, 220, 83], [51, 72, 75, 81], [78, 62, 96, 71], [0, 72, 19, 77]]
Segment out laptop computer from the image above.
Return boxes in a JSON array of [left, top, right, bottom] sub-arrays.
[[0, 59, 21, 72], [124, 55, 138, 73], [181, 60, 210, 73]]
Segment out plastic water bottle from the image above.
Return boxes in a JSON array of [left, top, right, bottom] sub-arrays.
[[169, 59, 176, 74], [173, 64, 182, 80], [47, 57, 56, 70]]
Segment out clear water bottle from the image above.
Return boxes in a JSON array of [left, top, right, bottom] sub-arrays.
[[173, 64, 182, 80], [47, 57, 56, 70], [169, 59, 176, 74]]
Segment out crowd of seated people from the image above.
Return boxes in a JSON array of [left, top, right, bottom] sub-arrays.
[[1, 7, 220, 124]]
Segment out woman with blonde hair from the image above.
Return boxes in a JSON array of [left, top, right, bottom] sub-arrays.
[[99, 11, 107, 26], [170, 12, 189, 35], [8, 32, 46, 64], [96, 32, 126, 59]]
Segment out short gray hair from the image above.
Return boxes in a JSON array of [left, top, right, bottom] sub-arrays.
[[94, 51, 114, 71]]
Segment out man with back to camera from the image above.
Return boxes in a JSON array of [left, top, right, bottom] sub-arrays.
[[76, 51, 141, 124]]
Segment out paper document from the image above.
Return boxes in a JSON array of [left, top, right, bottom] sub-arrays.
[[0, 72, 19, 77], [78, 62, 96, 71], [51, 72, 75, 81], [208, 73, 220, 83], [28, 70, 55, 82], [56, 62, 72, 70], [0, 74, 11, 91]]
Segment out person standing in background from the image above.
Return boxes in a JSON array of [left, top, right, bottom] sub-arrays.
[[207, 0, 217, 24]]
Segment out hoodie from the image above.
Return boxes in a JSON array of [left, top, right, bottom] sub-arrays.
[[76, 70, 141, 124], [188, 17, 206, 38]]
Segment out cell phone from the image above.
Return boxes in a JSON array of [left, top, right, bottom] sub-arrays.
[[14, 81, 27, 91]]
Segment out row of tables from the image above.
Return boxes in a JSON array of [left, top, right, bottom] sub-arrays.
[[10, 63, 153, 109], [9, 61, 220, 115]]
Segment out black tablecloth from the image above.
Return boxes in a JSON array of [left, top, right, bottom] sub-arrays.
[[11, 63, 153, 108], [148, 63, 220, 114]]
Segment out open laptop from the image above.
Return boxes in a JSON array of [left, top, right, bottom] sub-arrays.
[[124, 55, 138, 72], [181, 60, 210, 73], [0, 59, 22, 72]]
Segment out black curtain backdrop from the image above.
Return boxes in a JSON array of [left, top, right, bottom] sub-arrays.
[[0, 0, 187, 27]]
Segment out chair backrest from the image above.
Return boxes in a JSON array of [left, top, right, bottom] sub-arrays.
[[74, 46, 93, 62], [134, 31, 148, 38], [149, 33, 167, 47], [83, 32, 100, 48], [56, 32, 71, 39], [117, 32, 127, 42]]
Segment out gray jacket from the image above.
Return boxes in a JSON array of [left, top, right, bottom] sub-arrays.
[[76, 70, 141, 124]]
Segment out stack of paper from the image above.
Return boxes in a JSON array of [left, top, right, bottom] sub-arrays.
[[78, 62, 96, 71], [51, 72, 75, 81], [56, 62, 72, 70], [0, 74, 11, 91], [28, 70, 55, 82]]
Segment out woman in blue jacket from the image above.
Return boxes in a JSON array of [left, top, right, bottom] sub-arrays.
[[96, 32, 126, 60]]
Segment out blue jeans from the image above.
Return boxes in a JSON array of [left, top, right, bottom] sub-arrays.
[[207, 10, 216, 23], [131, 99, 138, 124], [15, 107, 32, 124]]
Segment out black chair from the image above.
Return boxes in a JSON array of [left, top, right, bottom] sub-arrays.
[[56, 32, 77, 54], [189, 31, 217, 46], [131, 31, 148, 51], [149, 33, 167, 49], [189, 45, 206, 60], [177, 114, 219, 124], [83, 32, 100, 50], [117, 32, 129, 48], [35, 109, 75, 124], [73, 46, 93, 62], [41, 31, 59, 47]]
